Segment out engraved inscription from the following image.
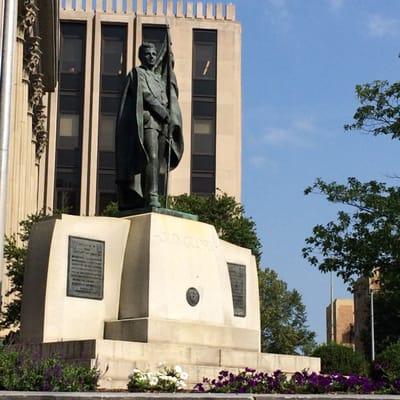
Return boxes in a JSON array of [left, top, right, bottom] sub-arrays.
[[67, 236, 105, 300], [227, 263, 246, 317]]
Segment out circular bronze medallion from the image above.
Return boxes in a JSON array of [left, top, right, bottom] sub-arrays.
[[186, 287, 200, 306]]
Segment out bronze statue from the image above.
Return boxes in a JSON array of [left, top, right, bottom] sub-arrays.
[[115, 35, 183, 210]]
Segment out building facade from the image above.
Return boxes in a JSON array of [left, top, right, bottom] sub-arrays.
[[326, 298, 354, 347], [47, 0, 242, 216], [1, 0, 58, 295]]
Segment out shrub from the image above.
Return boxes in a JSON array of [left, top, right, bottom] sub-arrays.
[[312, 343, 368, 375], [0, 347, 99, 391], [127, 364, 187, 392], [376, 341, 400, 381]]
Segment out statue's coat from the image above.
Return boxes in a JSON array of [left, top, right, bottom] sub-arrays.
[[115, 65, 184, 208]]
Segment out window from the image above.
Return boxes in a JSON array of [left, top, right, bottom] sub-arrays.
[[142, 25, 167, 52], [194, 44, 216, 80], [55, 23, 86, 215], [96, 24, 127, 214], [191, 30, 217, 196]]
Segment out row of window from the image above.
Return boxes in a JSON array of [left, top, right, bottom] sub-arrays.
[[55, 23, 218, 214]]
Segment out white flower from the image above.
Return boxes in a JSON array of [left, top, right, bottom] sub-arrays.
[[149, 376, 158, 386], [181, 372, 188, 380], [177, 381, 187, 390], [174, 365, 183, 374]]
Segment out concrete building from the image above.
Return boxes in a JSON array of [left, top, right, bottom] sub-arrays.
[[326, 298, 354, 346], [0, 0, 58, 294], [1, 0, 242, 300], [353, 274, 379, 354], [48, 0, 242, 216]]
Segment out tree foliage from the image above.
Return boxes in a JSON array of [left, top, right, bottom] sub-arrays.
[[258, 268, 316, 355], [345, 80, 400, 139], [303, 177, 400, 286], [311, 343, 368, 375], [303, 178, 400, 350]]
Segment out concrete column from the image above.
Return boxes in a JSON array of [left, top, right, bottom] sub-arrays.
[[156, 0, 163, 16], [186, 2, 193, 18], [146, 0, 153, 15], [116, 0, 123, 13], [226, 4, 235, 21], [166, 0, 173, 16], [87, 14, 101, 215], [136, 0, 143, 15], [215, 3, 223, 19], [45, 90, 58, 212], [205, 3, 214, 19], [196, 2, 203, 18], [126, 0, 133, 14], [106, 0, 113, 13]]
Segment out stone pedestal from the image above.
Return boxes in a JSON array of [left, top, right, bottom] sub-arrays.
[[19, 212, 320, 389], [20, 212, 260, 351]]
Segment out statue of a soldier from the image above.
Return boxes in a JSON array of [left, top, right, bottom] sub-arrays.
[[115, 34, 183, 210]]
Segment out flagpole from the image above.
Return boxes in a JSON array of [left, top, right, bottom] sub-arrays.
[[164, 25, 172, 209]]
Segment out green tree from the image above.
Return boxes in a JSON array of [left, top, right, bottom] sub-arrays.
[[305, 70, 400, 353], [258, 268, 316, 355], [302, 178, 400, 352], [344, 80, 400, 139]]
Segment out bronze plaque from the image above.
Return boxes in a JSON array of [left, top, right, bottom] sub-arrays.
[[67, 236, 105, 300], [186, 287, 200, 306], [227, 263, 246, 317]]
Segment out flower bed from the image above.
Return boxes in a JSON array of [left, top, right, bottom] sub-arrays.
[[127, 364, 188, 392], [193, 368, 400, 395]]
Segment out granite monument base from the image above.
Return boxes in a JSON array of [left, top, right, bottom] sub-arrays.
[[19, 212, 320, 389], [20, 339, 320, 389]]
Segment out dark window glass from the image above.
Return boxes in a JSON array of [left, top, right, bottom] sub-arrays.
[[55, 22, 86, 214], [192, 155, 214, 172], [59, 93, 82, 112], [191, 30, 217, 196], [56, 189, 80, 214], [194, 43, 216, 80], [142, 25, 167, 51], [193, 100, 216, 118], [191, 173, 215, 195], [97, 24, 127, 214], [193, 79, 216, 97], [60, 74, 82, 90], [61, 36, 83, 73], [100, 95, 120, 113], [194, 30, 217, 43]]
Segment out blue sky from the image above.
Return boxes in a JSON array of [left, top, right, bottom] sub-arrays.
[[230, 0, 400, 343]]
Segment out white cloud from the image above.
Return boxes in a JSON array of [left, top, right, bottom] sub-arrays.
[[328, 0, 344, 10], [263, 0, 292, 33], [261, 117, 316, 148], [248, 154, 278, 171], [367, 14, 398, 37]]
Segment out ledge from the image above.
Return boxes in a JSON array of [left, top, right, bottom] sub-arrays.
[[0, 392, 399, 399]]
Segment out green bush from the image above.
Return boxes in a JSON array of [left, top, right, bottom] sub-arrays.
[[376, 341, 400, 380], [0, 347, 99, 391], [312, 343, 368, 375]]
